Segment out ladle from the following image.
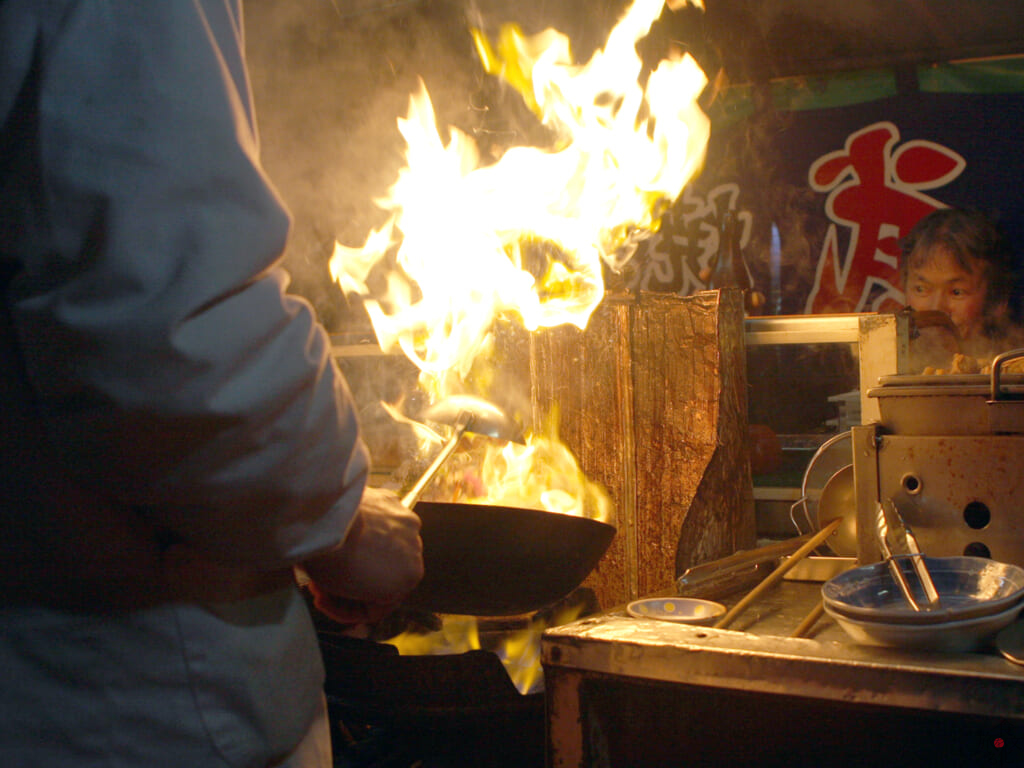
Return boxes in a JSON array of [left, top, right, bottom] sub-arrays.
[[401, 395, 525, 507]]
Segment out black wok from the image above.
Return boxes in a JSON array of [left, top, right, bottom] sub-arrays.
[[404, 501, 616, 616]]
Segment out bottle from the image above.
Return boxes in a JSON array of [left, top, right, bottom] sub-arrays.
[[701, 211, 765, 313], [708, 211, 750, 290]]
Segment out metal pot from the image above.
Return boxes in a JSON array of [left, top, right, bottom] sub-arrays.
[[404, 501, 616, 616], [868, 348, 1024, 435]]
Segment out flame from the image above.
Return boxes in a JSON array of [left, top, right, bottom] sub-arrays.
[[336, 0, 707, 688], [495, 600, 588, 694], [445, 408, 613, 523], [330, 0, 710, 394], [385, 600, 587, 695], [385, 615, 480, 657]]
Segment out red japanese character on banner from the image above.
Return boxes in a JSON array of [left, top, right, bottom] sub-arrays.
[[805, 121, 966, 314]]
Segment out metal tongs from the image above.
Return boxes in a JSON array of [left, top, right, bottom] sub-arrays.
[[876, 500, 941, 611]]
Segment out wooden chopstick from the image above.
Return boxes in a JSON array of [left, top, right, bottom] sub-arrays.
[[790, 600, 826, 638], [713, 517, 843, 630]]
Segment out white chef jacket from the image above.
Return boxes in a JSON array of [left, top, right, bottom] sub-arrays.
[[0, 1, 367, 766]]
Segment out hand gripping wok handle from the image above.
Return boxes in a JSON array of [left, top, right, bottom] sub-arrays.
[[305, 418, 468, 631], [400, 418, 471, 508]]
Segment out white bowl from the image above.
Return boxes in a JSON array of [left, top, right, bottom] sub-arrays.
[[824, 599, 1024, 652], [627, 597, 726, 625]]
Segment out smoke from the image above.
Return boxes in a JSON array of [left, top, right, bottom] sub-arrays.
[[245, 0, 480, 331]]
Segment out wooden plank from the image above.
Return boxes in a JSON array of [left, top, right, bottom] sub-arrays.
[[630, 290, 755, 593], [526, 298, 635, 606], [527, 289, 756, 609]]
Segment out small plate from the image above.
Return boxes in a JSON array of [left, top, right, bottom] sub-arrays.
[[627, 597, 726, 625]]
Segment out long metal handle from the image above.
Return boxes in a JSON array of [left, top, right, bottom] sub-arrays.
[[902, 523, 941, 607], [879, 534, 922, 612], [990, 347, 1024, 401], [876, 504, 923, 611], [677, 532, 818, 593], [880, 500, 940, 609], [400, 417, 472, 508]]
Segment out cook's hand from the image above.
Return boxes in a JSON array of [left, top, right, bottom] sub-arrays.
[[301, 486, 423, 625]]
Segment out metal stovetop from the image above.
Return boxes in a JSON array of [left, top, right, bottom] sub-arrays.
[[541, 579, 1024, 721]]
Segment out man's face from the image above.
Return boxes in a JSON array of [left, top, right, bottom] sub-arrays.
[[905, 248, 991, 342]]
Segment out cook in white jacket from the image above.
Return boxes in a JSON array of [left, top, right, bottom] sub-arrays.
[[0, 2, 423, 766]]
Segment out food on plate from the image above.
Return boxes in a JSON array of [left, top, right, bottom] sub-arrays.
[[921, 351, 1024, 376]]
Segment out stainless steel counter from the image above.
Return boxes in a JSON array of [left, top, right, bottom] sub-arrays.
[[545, 580, 1024, 717], [542, 580, 1024, 767]]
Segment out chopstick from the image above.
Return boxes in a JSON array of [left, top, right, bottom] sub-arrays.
[[713, 517, 842, 630], [790, 600, 826, 638]]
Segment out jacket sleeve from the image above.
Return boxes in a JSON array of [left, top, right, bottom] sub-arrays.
[[3, 0, 367, 568]]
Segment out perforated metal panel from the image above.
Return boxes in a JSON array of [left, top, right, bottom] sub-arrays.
[[853, 425, 1024, 567]]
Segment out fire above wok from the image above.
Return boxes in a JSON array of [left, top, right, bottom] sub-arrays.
[[397, 395, 615, 616], [404, 501, 616, 616]]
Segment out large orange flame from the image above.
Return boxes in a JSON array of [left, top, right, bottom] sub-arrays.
[[343, 0, 710, 686], [330, 0, 709, 395]]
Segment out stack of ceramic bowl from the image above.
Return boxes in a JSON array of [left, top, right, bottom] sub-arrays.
[[822, 556, 1024, 652]]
